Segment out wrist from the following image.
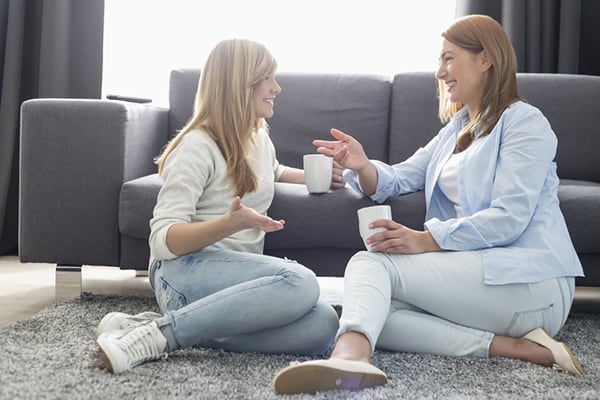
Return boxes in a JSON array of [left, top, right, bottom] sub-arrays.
[[423, 231, 442, 252]]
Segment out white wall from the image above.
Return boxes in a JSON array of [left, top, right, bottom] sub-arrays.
[[103, 0, 456, 106]]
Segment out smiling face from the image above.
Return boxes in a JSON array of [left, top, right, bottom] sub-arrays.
[[253, 74, 281, 119], [436, 38, 491, 117]]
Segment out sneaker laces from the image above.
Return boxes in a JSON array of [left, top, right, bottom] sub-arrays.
[[116, 322, 167, 368]]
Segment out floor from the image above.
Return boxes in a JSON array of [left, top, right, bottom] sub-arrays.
[[0, 255, 346, 329], [1, 254, 599, 329], [0, 255, 153, 329]]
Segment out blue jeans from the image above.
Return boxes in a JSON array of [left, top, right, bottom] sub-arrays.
[[338, 250, 575, 358], [149, 250, 339, 355]]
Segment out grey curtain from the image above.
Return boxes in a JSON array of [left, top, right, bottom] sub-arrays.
[[455, 0, 600, 75], [0, 0, 104, 255]]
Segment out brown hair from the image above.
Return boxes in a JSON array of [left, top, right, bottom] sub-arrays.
[[437, 14, 521, 152], [156, 39, 277, 197]]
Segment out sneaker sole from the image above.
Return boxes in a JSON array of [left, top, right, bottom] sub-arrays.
[[98, 347, 116, 374], [97, 334, 126, 374]]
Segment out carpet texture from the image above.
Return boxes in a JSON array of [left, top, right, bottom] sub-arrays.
[[2, 293, 599, 399]]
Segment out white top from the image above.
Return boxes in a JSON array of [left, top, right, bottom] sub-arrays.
[[438, 151, 467, 217], [149, 127, 287, 260]]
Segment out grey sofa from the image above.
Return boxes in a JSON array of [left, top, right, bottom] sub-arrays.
[[20, 70, 600, 288]]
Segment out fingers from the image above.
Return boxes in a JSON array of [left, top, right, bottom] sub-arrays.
[[330, 174, 346, 189], [313, 129, 359, 163], [312, 139, 340, 157], [261, 217, 285, 232], [366, 223, 426, 253], [329, 159, 347, 189], [364, 220, 399, 246], [313, 128, 352, 150], [367, 218, 397, 230], [229, 196, 242, 211], [330, 128, 352, 141]]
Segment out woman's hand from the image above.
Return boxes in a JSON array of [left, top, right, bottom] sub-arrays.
[[314, 128, 370, 172], [315, 128, 378, 196], [330, 159, 347, 189], [366, 219, 442, 254], [227, 196, 285, 233]]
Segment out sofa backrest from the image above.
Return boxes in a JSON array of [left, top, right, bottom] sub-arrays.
[[269, 73, 391, 168], [168, 69, 391, 168], [388, 72, 444, 164], [389, 72, 600, 183], [517, 73, 600, 182], [168, 68, 201, 138], [169, 69, 600, 182]]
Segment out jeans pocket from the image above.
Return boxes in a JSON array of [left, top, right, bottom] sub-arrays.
[[507, 303, 555, 337], [156, 277, 187, 312]]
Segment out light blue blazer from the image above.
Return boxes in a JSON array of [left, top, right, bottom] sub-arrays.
[[346, 101, 584, 285]]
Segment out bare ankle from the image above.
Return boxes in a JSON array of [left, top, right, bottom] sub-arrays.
[[490, 335, 554, 367], [520, 338, 554, 367], [330, 332, 372, 363]]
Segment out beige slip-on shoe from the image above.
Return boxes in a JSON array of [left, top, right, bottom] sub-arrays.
[[273, 358, 388, 394], [523, 327, 584, 375]]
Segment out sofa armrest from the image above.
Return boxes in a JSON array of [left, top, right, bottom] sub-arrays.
[[19, 99, 169, 267]]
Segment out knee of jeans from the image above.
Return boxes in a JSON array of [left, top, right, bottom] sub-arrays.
[[279, 262, 320, 308], [346, 251, 388, 275], [348, 250, 385, 264], [301, 302, 340, 355]]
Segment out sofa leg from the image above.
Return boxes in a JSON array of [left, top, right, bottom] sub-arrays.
[[55, 264, 82, 301], [135, 269, 148, 277]]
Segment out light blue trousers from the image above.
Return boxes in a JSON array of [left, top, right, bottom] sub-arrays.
[[338, 251, 575, 358], [149, 250, 339, 355]]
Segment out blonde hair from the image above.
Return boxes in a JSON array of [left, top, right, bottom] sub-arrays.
[[156, 38, 277, 197], [437, 14, 521, 152]]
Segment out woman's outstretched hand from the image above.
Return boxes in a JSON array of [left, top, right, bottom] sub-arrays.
[[313, 128, 370, 172], [315, 128, 378, 196], [228, 196, 285, 233], [365, 219, 442, 254]]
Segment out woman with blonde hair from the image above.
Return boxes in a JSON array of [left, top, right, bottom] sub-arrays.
[[95, 38, 340, 374], [274, 15, 584, 394]]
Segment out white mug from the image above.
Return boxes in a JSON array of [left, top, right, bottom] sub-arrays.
[[303, 154, 332, 194], [357, 205, 392, 251]]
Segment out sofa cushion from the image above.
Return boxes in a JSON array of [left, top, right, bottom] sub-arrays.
[[265, 183, 426, 250], [558, 179, 600, 253], [119, 174, 428, 252]]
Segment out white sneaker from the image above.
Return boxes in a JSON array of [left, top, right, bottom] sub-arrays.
[[97, 321, 167, 374], [95, 311, 162, 339]]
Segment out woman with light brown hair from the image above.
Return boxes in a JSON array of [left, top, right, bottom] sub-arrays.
[[95, 38, 341, 374], [274, 14, 584, 394]]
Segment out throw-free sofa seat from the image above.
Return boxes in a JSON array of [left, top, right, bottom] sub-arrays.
[[20, 70, 600, 288]]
